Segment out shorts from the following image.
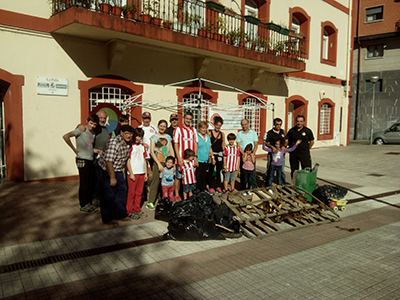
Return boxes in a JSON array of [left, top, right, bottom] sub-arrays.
[[224, 171, 237, 182], [175, 165, 183, 180], [183, 183, 196, 193]]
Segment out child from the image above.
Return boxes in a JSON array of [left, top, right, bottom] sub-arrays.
[[263, 137, 301, 186], [182, 149, 196, 199], [242, 144, 256, 190], [223, 133, 241, 193], [126, 129, 148, 219], [159, 156, 175, 202], [112, 114, 129, 137]]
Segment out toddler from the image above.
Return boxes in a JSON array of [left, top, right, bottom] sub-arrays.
[[159, 156, 176, 202], [223, 133, 241, 193], [242, 144, 256, 190], [182, 149, 196, 199]]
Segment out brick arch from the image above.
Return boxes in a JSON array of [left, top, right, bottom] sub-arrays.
[[176, 84, 218, 124], [238, 90, 268, 143], [78, 77, 144, 127], [0, 68, 24, 181], [289, 6, 311, 59], [285, 95, 309, 131]]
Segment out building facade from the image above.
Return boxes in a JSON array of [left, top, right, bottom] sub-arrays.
[[350, 0, 400, 141], [0, 0, 352, 181]]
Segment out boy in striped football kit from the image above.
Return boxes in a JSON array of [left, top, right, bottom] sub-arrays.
[[182, 149, 196, 199], [223, 133, 241, 193]]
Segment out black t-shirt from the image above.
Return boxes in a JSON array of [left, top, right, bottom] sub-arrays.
[[166, 126, 176, 139], [286, 126, 314, 153], [265, 128, 286, 145]]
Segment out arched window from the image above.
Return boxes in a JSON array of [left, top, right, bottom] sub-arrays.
[[285, 95, 308, 132], [320, 21, 338, 66], [182, 92, 211, 127], [318, 98, 335, 140], [289, 7, 311, 59]]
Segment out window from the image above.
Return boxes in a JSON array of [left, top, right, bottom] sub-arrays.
[[320, 21, 338, 66], [89, 86, 132, 112], [290, 7, 311, 59], [245, 0, 258, 47], [242, 97, 261, 136], [317, 98, 335, 140], [182, 92, 210, 127], [367, 45, 384, 58], [365, 6, 383, 23], [366, 79, 382, 93]]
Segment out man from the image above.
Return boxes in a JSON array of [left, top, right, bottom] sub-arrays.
[[173, 112, 198, 200], [97, 125, 134, 226], [286, 115, 315, 179], [263, 118, 288, 186], [236, 119, 258, 190], [166, 113, 179, 139], [138, 112, 157, 157]]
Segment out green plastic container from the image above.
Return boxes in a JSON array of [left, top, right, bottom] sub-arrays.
[[294, 168, 317, 202]]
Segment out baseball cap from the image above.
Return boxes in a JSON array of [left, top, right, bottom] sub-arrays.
[[142, 112, 151, 118], [170, 113, 178, 121]]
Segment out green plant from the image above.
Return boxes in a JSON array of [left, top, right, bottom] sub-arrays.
[[273, 41, 285, 52], [142, 0, 160, 17], [122, 3, 136, 11], [214, 16, 228, 34]]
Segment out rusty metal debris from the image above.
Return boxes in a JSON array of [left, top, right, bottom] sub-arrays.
[[213, 184, 340, 239]]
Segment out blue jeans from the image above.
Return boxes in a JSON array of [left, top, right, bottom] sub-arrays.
[[97, 166, 128, 224], [267, 165, 285, 187], [242, 169, 254, 190], [265, 154, 286, 186]]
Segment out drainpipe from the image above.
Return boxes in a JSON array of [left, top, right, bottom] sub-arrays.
[[353, 0, 361, 140], [344, 0, 354, 145]]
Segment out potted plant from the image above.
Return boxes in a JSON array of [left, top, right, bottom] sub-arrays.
[[110, 0, 122, 16], [199, 23, 213, 38], [266, 21, 281, 32], [163, 19, 173, 29], [273, 41, 285, 55], [99, 1, 112, 14], [122, 3, 137, 19], [206, 1, 225, 13], [245, 15, 260, 25], [285, 40, 298, 58], [141, 0, 160, 23]]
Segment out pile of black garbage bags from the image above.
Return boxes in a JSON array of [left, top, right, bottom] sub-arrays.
[[156, 191, 241, 241], [312, 185, 348, 205]]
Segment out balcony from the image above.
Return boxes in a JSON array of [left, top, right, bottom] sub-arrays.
[[50, 0, 306, 73]]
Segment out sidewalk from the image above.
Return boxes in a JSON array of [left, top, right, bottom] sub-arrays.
[[0, 143, 399, 299]]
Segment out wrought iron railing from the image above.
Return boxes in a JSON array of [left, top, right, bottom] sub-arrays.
[[51, 0, 306, 60]]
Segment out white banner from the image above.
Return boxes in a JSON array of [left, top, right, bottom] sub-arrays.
[[37, 76, 68, 96], [208, 107, 244, 130]]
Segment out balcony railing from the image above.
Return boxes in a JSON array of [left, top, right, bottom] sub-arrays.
[[52, 0, 306, 60]]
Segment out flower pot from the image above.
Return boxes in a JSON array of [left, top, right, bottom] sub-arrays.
[[213, 33, 222, 41], [163, 21, 173, 29], [245, 15, 260, 25], [206, 1, 225, 13], [99, 3, 112, 14], [279, 28, 290, 35], [151, 17, 162, 26], [113, 6, 122, 17], [199, 29, 210, 38], [238, 41, 245, 47], [266, 22, 281, 32], [123, 9, 136, 19], [140, 14, 151, 23]]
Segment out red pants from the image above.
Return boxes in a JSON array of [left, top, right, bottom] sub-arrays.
[[126, 174, 145, 214], [162, 185, 174, 202]]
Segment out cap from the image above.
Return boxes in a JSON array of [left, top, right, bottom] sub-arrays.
[[170, 113, 179, 121], [119, 125, 135, 133], [142, 112, 151, 118]]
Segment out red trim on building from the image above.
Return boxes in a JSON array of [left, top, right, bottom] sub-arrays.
[[320, 21, 338, 67], [323, 0, 350, 14], [285, 95, 309, 132], [0, 68, 25, 181], [0, 9, 51, 33], [238, 91, 268, 144], [78, 78, 144, 127], [317, 98, 335, 140], [289, 7, 311, 59], [284, 71, 343, 85]]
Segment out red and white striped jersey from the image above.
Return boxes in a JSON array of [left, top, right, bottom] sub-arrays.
[[173, 124, 198, 161], [223, 145, 240, 172], [182, 160, 196, 185]]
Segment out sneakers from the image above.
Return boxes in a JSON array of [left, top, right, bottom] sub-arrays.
[[216, 188, 223, 193], [129, 212, 140, 220], [242, 192, 248, 196], [146, 203, 155, 210], [174, 196, 182, 202], [80, 203, 98, 214], [208, 188, 215, 194], [138, 211, 148, 218], [231, 189, 238, 193], [92, 199, 100, 208], [105, 220, 119, 226], [223, 190, 231, 194]]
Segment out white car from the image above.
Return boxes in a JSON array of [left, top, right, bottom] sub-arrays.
[[373, 122, 400, 145]]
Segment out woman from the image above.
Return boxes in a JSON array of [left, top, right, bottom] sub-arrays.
[[196, 121, 215, 192], [62, 114, 102, 213], [148, 119, 175, 208], [207, 116, 225, 193]]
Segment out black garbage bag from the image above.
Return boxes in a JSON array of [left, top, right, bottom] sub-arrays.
[[155, 197, 171, 222], [213, 202, 239, 232], [313, 185, 348, 204], [165, 216, 225, 241], [170, 191, 218, 220]]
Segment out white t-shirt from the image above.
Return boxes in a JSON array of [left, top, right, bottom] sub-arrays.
[[138, 124, 157, 157], [128, 144, 148, 174]]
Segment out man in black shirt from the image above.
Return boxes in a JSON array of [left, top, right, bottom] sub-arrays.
[[166, 113, 179, 139], [286, 115, 315, 178], [263, 118, 288, 186]]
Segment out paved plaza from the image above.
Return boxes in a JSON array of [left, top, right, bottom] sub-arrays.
[[0, 143, 399, 299]]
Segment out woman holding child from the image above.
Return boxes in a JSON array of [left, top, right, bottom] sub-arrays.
[[148, 119, 175, 207]]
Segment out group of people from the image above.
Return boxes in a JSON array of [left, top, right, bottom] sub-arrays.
[[63, 110, 314, 226]]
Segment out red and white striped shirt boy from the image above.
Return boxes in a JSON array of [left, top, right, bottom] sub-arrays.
[[182, 160, 196, 185], [174, 124, 198, 163], [223, 145, 240, 172]]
